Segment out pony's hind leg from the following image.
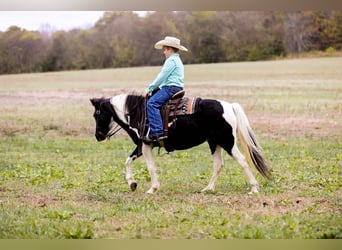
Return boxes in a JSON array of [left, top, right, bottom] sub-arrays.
[[231, 144, 259, 194], [202, 146, 223, 192]]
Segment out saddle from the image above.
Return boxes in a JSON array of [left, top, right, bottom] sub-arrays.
[[160, 90, 200, 137]]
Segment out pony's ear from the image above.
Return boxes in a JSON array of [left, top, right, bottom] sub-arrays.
[[90, 98, 100, 108]]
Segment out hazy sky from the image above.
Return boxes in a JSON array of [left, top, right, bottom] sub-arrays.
[[0, 11, 107, 31]]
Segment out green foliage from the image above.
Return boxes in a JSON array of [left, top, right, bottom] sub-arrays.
[[0, 27, 46, 74], [1, 11, 341, 74], [0, 135, 340, 238]]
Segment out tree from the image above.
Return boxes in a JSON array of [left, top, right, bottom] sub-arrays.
[[0, 26, 46, 74], [1, 11, 341, 75], [313, 11, 342, 50], [184, 12, 226, 63]]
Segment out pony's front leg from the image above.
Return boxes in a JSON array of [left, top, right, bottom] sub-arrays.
[[125, 146, 142, 191], [125, 156, 138, 191], [142, 143, 160, 194]]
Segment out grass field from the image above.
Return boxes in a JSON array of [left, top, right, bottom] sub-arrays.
[[0, 57, 341, 239]]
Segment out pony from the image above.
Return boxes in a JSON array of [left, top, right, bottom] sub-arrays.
[[90, 93, 271, 194]]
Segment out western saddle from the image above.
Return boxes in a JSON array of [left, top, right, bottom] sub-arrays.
[[160, 90, 200, 137]]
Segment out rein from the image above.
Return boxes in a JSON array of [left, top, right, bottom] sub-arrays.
[[106, 123, 122, 140]]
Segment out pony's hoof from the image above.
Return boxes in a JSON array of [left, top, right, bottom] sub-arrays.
[[130, 182, 137, 192], [146, 187, 158, 194], [248, 187, 259, 195], [201, 187, 215, 193]]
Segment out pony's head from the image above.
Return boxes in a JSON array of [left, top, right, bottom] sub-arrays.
[[90, 98, 117, 141]]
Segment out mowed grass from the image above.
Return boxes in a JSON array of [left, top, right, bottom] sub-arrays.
[[0, 57, 341, 239]]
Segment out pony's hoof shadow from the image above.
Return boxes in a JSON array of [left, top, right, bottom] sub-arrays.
[[130, 182, 137, 192]]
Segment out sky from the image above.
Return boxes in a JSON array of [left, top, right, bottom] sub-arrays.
[[0, 11, 128, 32]]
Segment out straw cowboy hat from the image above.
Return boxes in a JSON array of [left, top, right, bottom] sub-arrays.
[[154, 36, 188, 51]]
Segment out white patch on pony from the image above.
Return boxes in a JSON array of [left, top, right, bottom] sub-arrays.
[[110, 94, 140, 138], [110, 94, 128, 124], [218, 100, 237, 137]]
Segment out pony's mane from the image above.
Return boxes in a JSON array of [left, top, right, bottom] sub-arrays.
[[125, 94, 146, 135]]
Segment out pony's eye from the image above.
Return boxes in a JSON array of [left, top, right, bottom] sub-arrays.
[[95, 110, 101, 115]]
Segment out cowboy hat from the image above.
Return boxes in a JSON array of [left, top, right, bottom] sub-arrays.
[[154, 36, 188, 51]]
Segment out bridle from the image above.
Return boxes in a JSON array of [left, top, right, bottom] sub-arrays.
[[95, 108, 122, 140]]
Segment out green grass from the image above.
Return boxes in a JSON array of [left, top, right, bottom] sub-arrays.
[[0, 57, 341, 238], [0, 135, 340, 239]]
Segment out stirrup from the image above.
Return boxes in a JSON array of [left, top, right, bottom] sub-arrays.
[[142, 134, 167, 144]]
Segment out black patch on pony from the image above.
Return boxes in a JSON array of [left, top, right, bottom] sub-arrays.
[[125, 95, 147, 137]]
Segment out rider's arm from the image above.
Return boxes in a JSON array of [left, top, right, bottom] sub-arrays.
[[146, 57, 176, 94]]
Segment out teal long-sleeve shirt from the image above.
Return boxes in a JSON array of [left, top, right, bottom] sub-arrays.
[[146, 53, 184, 94]]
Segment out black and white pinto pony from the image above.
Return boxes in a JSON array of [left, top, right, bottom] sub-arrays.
[[90, 93, 271, 194]]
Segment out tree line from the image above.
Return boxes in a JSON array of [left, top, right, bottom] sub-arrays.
[[0, 11, 341, 75]]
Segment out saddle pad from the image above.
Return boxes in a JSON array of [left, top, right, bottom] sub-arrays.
[[178, 97, 194, 115], [167, 97, 200, 117]]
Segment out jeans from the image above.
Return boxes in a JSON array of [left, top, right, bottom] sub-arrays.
[[146, 86, 183, 136]]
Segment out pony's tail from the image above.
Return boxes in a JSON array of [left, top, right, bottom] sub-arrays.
[[232, 103, 271, 179]]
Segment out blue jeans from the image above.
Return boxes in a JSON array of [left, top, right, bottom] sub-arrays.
[[146, 86, 183, 136]]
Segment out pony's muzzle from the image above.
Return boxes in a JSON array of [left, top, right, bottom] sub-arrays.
[[95, 131, 106, 141]]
